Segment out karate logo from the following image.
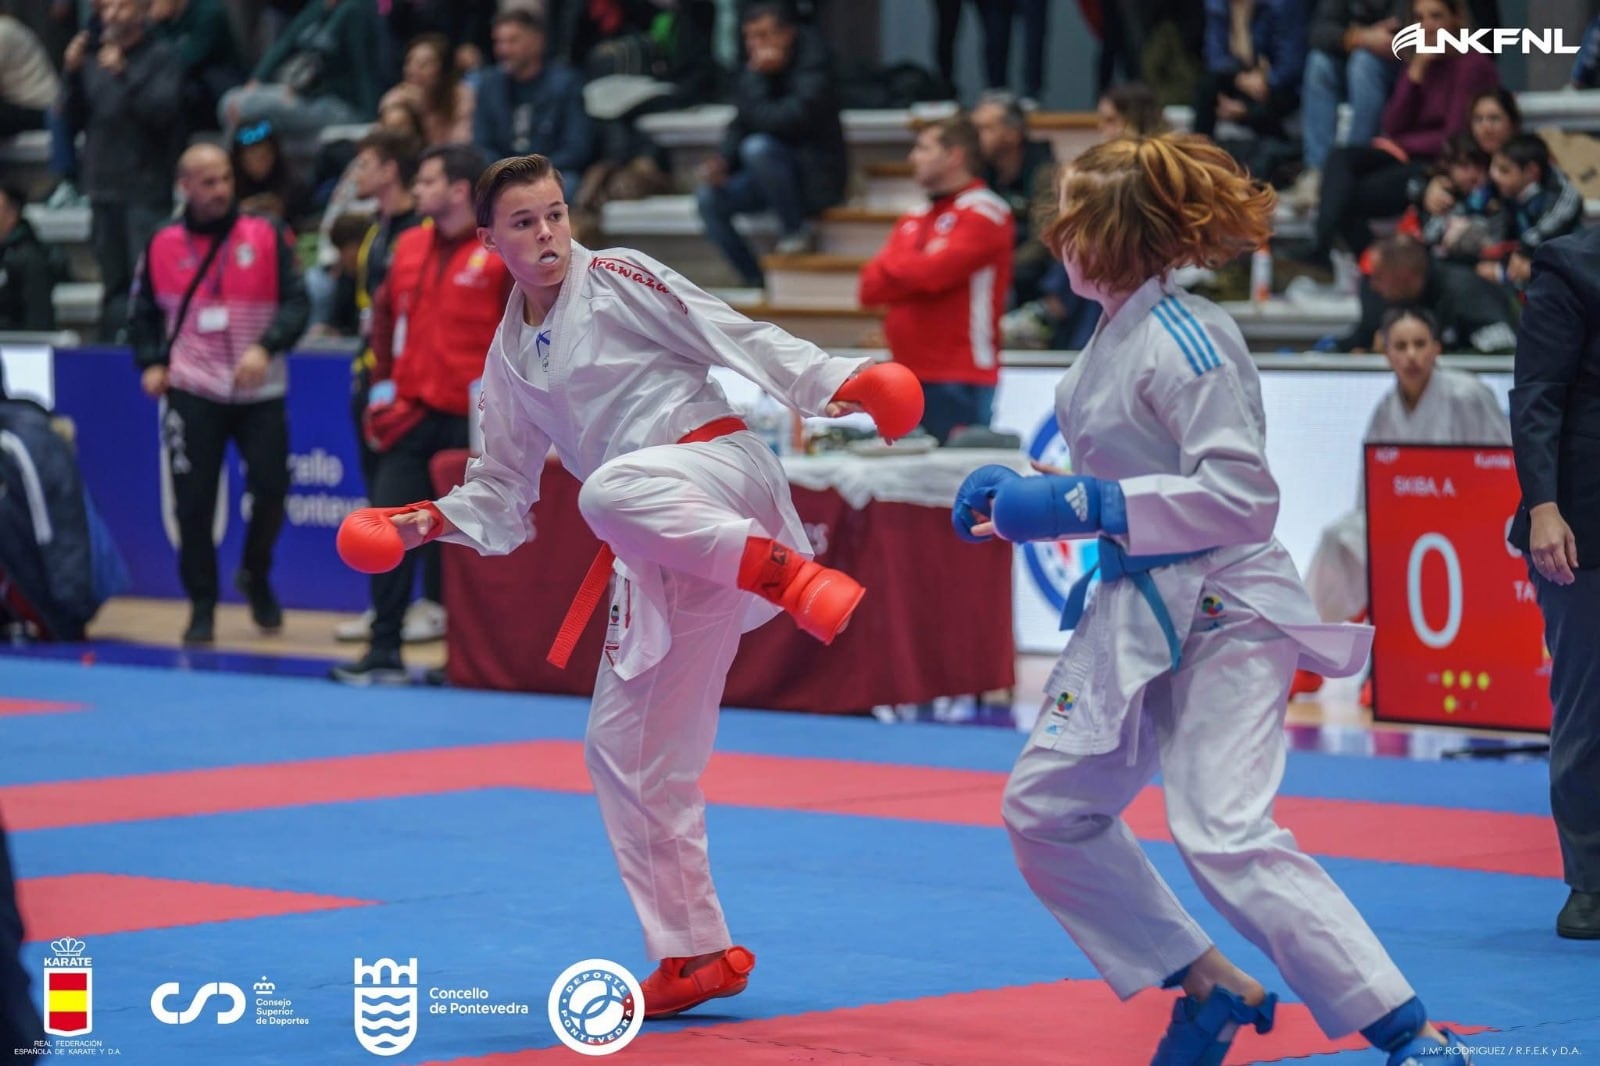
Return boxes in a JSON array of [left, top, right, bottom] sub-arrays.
[[1201, 595, 1224, 617], [547, 959, 643, 1056], [42, 937, 93, 1036], [354, 957, 418, 1056], [1022, 419, 1099, 616]]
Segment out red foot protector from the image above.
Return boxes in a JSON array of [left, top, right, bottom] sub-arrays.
[[833, 362, 924, 442], [336, 502, 445, 574], [642, 946, 756, 1019]]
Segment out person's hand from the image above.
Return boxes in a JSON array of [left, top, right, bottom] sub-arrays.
[[64, 31, 89, 73], [1507, 251, 1533, 285], [1362, 22, 1397, 55], [1217, 95, 1249, 122], [391, 507, 451, 550], [1407, 47, 1437, 80], [97, 42, 125, 75], [1476, 260, 1504, 284], [1530, 502, 1578, 585], [1423, 176, 1457, 216], [698, 156, 728, 187], [234, 344, 271, 390], [140, 365, 169, 398], [1235, 68, 1269, 103], [749, 44, 786, 74]]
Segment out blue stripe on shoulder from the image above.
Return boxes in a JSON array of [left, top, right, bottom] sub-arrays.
[[1150, 300, 1207, 377], [1165, 297, 1222, 371]]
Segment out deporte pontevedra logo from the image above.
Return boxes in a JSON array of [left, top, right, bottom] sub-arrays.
[[1391, 23, 1579, 58]]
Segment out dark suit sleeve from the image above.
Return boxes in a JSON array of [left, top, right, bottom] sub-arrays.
[[1510, 248, 1588, 508], [734, 36, 836, 142], [128, 236, 167, 369]]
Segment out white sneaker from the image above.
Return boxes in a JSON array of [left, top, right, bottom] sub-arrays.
[[402, 598, 447, 643], [1288, 169, 1321, 214], [774, 225, 816, 255], [335, 608, 374, 642]]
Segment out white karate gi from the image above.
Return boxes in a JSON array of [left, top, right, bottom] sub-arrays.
[[432, 242, 867, 958], [1306, 368, 1512, 622], [1002, 277, 1415, 1037]]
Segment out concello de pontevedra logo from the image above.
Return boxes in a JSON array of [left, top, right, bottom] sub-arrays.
[[353, 956, 418, 1056]]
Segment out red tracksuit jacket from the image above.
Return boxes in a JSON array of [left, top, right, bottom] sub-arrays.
[[858, 178, 1014, 387]]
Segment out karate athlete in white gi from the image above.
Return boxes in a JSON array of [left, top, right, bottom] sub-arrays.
[[334, 154, 923, 1020], [1297, 307, 1511, 696], [953, 135, 1477, 1065]]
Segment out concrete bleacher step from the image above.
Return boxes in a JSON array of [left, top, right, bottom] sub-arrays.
[[859, 162, 921, 211], [0, 131, 56, 201], [726, 298, 883, 348], [817, 206, 902, 257], [53, 282, 101, 329], [760, 253, 869, 310]]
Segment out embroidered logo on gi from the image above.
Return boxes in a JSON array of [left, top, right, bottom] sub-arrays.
[[590, 257, 688, 313], [1065, 484, 1090, 522], [1051, 691, 1076, 717], [536, 329, 552, 371], [1201, 595, 1224, 617]]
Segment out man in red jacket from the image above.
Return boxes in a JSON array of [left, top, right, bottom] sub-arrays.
[[332, 143, 513, 684], [859, 115, 1014, 443]]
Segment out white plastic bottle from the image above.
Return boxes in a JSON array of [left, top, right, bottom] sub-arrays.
[[1251, 245, 1274, 307]]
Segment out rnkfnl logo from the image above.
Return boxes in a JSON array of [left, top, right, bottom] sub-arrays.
[[1391, 23, 1579, 57]]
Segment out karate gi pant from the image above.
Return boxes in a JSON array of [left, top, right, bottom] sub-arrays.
[[577, 433, 799, 960], [1002, 609, 1415, 1037]]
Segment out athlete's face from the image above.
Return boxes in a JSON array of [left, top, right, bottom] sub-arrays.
[[480, 177, 571, 287], [1383, 316, 1442, 401]]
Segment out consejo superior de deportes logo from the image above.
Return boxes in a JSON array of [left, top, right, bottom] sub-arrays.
[[1391, 23, 1578, 58], [547, 959, 644, 1056]]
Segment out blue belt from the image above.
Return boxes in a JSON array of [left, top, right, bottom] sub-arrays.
[[1059, 537, 1208, 671]]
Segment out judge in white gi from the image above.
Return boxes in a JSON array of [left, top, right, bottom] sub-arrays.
[[953, 135, 1478, 1065], [1297, 306, 1510, 696], [334, 154, 923, 1020]]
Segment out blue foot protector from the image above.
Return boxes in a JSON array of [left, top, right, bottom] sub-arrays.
[[1149, 985, 1278, 1066], [1386, 1030, 1476, 1065]]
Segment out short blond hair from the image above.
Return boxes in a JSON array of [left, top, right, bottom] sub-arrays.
[[1045, 133, 1275, 294]]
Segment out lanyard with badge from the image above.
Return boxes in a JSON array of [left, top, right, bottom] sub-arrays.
[[165, 216, 239, 360]]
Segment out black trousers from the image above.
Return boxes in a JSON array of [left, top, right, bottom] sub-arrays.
[[162, 388, 290, 606], [1531, 563, 1600, 891], [1314, 145, 1424, 257], [352, 371, 443, 619], [368, 410, 467, 654], [0, 815, 43, 1055]]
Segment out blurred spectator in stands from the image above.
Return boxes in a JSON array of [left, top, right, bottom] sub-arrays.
[[0, 13, 58, 139], [1476, 133, 1582, 293], [1338, 233, 1516, 353], [1295, 0, 1497, 272], [1287, 0, 1404, 214], [971, 90, 1054, 306], [383, 0, 495, 86], [331, 144, 510, 684], [128, 143, 309, 645], [974, 0, 1048, 105], [380, 32, 474, 147], [0, 184, 58, 332], [1195, 0, 1309, 186], [1465, 84, 1518, 155], [40, 0, 100, 211], [1572, 13, 1600, 89], [927, 0, 970, 98], [62, 0, 182, 341], [149, 0, 242, 134], [1408, 129, 1498, 264], [231, 119, 313, 228], [219, 0, 382, 144], [472, 10, 591, 200], [304, 210, 369, 339], [1095, 81, 1169, 141], [694, 2, 845, 288], [859, 116, 1012, 444]]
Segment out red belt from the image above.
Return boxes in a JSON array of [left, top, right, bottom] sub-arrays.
[[546, 417, 750, 668]]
